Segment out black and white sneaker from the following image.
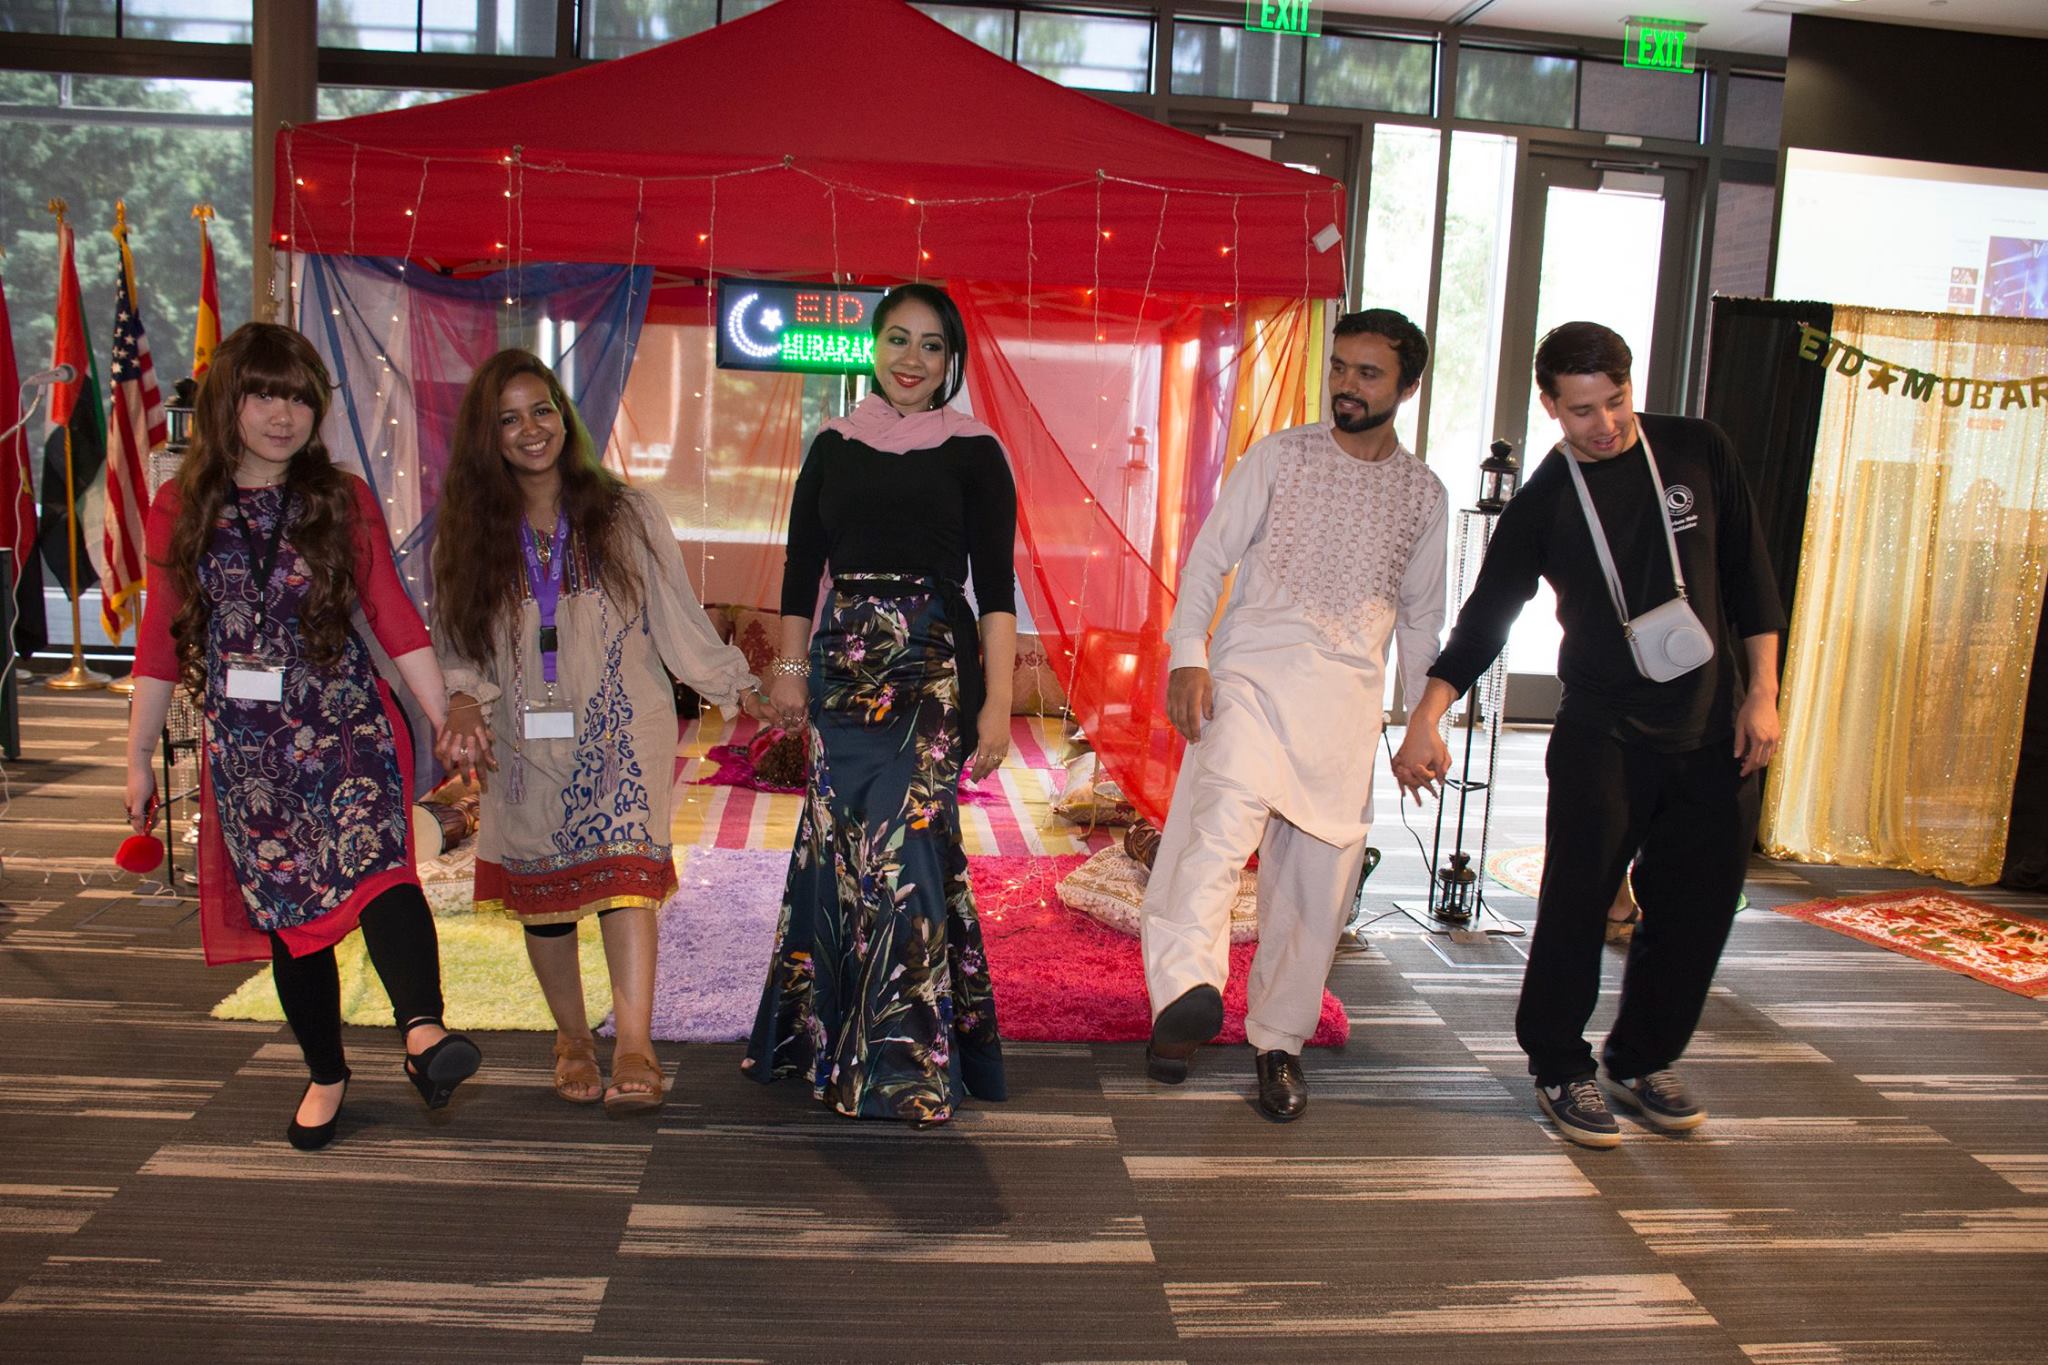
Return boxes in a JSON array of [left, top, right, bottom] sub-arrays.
[[1604, 1069, 1706, 1132], [1536, 1078, 1622, 1149]]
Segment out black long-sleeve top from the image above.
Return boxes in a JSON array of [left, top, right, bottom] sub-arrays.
[[779, 429, 1019, 620], [1428, 412, 1786, 751]]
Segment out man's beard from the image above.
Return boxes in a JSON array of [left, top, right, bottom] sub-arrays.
[[1333, 399, 1394, 434]]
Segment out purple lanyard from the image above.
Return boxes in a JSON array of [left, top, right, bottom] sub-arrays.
[[521, 512, 570, 688]]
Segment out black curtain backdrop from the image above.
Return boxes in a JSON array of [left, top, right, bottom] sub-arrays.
[[1700, 297, 1833, 618]]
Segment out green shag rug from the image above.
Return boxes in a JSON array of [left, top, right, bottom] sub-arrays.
[[211, 900, 613, 1032]]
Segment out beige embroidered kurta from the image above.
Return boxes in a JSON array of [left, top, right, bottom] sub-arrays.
[[1164, 422, 1451, 847], [437, 489, 756, 922]]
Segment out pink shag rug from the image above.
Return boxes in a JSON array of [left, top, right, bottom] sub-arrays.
[[641, 849, 1348, 1047], [975, 854, 1350, 1048]]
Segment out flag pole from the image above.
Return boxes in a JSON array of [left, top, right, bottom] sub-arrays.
[[45, 199, 106, 692]]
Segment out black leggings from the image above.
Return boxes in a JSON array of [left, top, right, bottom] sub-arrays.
[[269, 883, 447, 1084], [522, 908, 620, 938]]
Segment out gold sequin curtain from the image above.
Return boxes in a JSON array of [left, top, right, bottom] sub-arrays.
[[1762, 305, 2048, 884]]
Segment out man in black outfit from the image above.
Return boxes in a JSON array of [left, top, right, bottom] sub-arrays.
[[1403, 322, 1785, 1149]]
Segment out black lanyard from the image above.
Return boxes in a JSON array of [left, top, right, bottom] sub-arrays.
[[234, 488, 290, 636]]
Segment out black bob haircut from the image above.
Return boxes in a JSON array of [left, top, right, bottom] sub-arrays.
[[872, 283, 968, 409]]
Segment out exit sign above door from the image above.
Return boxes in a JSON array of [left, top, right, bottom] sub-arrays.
[[1245, 2, 1322, 37], [1622, 16, 1702, 72]]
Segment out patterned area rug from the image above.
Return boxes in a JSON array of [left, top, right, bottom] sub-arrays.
[[1486, 845, 1546, 898], [1773, 888, 2048, 998], [1485, 845, 1748, 914], [213, 848, 1347, 1045]]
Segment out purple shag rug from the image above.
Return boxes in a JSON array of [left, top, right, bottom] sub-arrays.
[[634, 847, 788, 1043]]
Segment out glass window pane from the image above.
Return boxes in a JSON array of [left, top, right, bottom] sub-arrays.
[[0, 0, 116, 36], [1424, 130, 1516, 487], [1018, 12, 1152, 94], [320, 0, 419, 51], [419, 0, 556, 54], [120, 1, 252, 44], [1578, 60, 1699, 142], [1305, 32, 1433, 115], [583, 0, 714, 59], [721, 0, 776, 17], [1723, 74, 1783, 150], [14, 72, 251, 114], [911, 3, 1012, 58], [1, 71, 256, 649], [317, 84, 468, 119], [1171, 22, 1301, 103], [1361, 122, 1440, 452], [1455, 47, 1575, 128]]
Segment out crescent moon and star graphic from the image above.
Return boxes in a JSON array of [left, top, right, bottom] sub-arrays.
[[724, 291, 786, 361]]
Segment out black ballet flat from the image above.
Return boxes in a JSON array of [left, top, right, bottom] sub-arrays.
[[404, 1033, 481, 1110], [286, 1072, 350, 1151]]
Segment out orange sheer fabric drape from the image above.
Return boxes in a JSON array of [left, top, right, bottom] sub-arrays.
[[958, 284, 1327, 821]]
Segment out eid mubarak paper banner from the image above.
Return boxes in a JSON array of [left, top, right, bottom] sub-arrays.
[[1797, 323, 2048, 410]]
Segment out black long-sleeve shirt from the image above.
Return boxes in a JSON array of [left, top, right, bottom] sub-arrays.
[[778, 429, 1018, 620], [1428, 412, 1786, 751]]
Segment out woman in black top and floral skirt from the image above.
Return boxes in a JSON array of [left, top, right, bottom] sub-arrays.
[[744, 284, 1016, 1126]]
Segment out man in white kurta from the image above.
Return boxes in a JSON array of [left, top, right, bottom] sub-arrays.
[[1141, 309, 1451, 1121]]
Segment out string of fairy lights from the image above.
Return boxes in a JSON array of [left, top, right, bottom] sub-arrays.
[[277, 128, 1337, 725]]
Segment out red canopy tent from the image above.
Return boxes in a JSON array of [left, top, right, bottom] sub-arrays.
[[274, 0, 1344, 296], [272, 0, 1348, 822]]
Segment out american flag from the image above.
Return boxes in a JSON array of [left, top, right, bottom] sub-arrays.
[[101, 223, 165, 640]]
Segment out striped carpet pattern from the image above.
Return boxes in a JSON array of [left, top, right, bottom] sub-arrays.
[[1, 691, 2045, 1362]]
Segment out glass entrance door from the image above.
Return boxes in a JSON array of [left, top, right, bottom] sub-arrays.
[[1488, 151, 1695, 712]]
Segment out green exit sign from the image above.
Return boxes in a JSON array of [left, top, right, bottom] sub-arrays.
[[1623, 16, 1700, 72], [1245, 2, 1321, 37]]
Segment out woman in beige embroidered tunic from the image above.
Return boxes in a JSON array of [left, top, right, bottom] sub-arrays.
[[434, 350, 763, 1114]]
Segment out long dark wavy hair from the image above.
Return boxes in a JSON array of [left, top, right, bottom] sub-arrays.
[[160, 322, 358, 696], [430, 349, 648, 671]]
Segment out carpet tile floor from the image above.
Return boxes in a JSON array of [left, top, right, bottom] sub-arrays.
[[0, 689, 2044, 1362]]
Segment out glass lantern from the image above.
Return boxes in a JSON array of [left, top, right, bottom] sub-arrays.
[[1476, 438, 1521, 514]]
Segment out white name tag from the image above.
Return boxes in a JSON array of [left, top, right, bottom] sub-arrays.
[[523, 708, 575, 740], [226, 666, 284, 702]]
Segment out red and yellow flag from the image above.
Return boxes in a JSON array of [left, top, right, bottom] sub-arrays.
[[193, 203, 220, 379]]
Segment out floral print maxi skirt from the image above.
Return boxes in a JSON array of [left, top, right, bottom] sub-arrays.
[[743, 577, 1006, 1124]]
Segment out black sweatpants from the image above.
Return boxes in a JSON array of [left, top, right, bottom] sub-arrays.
[[1516, 721, 1760, 1087], [269, 884, 447, 1084]]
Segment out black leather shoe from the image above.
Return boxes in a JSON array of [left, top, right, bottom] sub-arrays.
[[1254, 1050, 1307, 1122], [1147, 985, 1224, 1084], [286, 1072, 350, 1151], [404, 1033, 481, 1110]]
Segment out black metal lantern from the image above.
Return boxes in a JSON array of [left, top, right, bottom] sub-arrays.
[[1476, 438, 1520, 514]]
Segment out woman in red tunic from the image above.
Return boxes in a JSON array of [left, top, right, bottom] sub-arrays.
[[124, 322, 480, 1151]]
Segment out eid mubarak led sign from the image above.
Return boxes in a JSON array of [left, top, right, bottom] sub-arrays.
[[716, 279, 889, 374]]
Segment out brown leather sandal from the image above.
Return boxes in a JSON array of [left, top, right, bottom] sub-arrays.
[[552, 1034, 602, 1104], [603, 1051, 667, 1117]]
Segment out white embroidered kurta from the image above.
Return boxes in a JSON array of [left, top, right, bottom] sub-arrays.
[[1166, 422, 1450, 846]]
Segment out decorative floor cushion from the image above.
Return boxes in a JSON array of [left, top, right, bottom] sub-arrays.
[[1056, 844, 1259, 943]]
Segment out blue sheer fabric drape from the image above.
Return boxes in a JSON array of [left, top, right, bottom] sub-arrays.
[[296, 255, 653, 613]]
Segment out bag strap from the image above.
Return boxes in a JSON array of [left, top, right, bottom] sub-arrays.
[[1561, 421, 1690, 632]]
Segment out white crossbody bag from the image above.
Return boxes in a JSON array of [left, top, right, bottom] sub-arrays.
[[1562, 426, 1715, 683]]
